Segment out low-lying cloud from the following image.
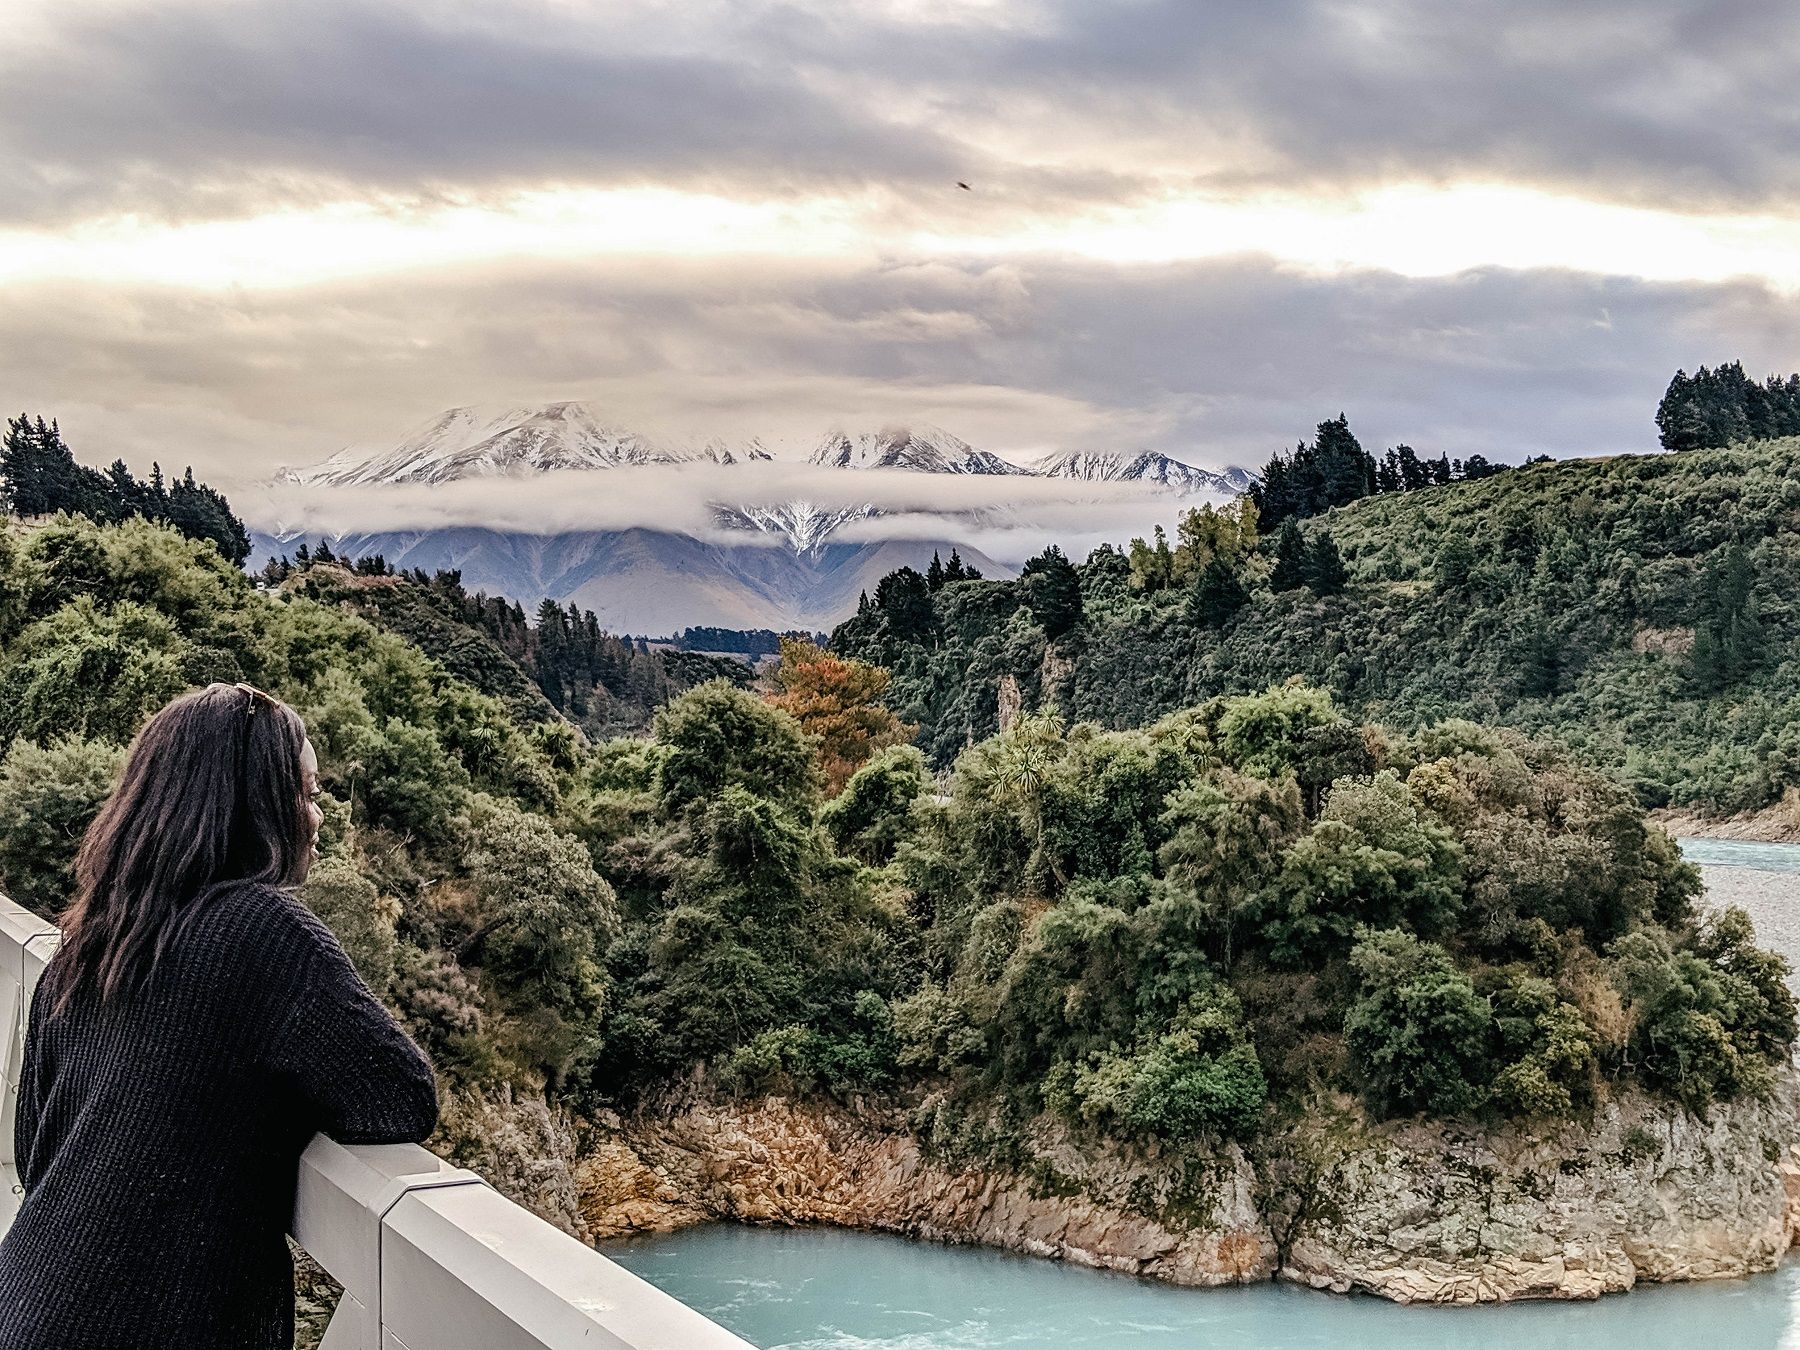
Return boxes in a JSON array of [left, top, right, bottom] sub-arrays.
[[249, 459, 1191, 565]]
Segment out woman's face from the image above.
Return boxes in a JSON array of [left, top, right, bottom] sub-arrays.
[[299, 737, 324, 879]]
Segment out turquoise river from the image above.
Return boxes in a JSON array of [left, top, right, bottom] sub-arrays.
[[605, 838, 1800, 1350]]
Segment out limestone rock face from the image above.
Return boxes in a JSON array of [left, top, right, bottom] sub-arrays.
[[587, 1096, 1277, 1286], [580, 1077, 1800, 1303], [434, 1085, 593, 1240], [1280, 1078, 1800, 1303]]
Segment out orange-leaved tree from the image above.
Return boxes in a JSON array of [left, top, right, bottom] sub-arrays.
[[764, 638, 914, 795]]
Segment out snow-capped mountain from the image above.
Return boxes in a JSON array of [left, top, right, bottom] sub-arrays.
[[711, 501, 879, 555], [809, 425, 1032, 476], [1035, 450, 1256, 497], [267, 404, 1257, 629], [278, 403, 723, 487]]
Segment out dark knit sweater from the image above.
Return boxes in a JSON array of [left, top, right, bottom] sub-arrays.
[[0, 882, 438, 1350]]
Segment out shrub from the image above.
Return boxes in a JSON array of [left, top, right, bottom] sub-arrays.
[[1345, 928, 1492, 1118], [0, 736, 126, 915]]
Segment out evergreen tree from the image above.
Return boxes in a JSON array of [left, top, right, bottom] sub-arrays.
[[1251, 415, 1378, 527], [1656, 363, 1774, 451], [1020, 545, 1083, 639], [927, 551, 946, 591], [1307, 532, 1349, 596], [1512, 620, 1562, 698], [1691, 542, 1764, 691], [1269, 520, 1310, 592], [1314, 415, 1376, 508], [2, 417, 249, 562], [1187, 556, 1248, 628], [874, 567, 936, 644]]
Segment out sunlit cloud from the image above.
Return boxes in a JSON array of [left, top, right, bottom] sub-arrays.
[[4, 0, 1800, 485], [930, 184, 1800, 290], [0, 190, 876, 290], [5, 182, 1800, 294]]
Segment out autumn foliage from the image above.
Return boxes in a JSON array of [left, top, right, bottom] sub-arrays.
[[765, 638, 913, 794]]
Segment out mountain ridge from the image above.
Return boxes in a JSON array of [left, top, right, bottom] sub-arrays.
[[278, 401, 1251, 495], [263, 401, 1252, 631]]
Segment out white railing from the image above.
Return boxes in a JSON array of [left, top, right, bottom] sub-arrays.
[[0, 894, 752, 1350]]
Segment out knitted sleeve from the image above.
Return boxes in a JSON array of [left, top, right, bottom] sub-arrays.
[[263, 909, 439, 1146], [10, 980, 48, 1194]]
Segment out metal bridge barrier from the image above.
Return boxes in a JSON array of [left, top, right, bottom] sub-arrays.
[[0, 894, 752, 1350]]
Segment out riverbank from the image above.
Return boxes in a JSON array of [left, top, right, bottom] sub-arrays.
[[1654, 791, 1800, 843], [576, 1077, 1800, 1305]]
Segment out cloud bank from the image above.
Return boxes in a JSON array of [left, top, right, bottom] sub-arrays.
[[250, 458, 1189, 565], [3, 0, 1798, 514]]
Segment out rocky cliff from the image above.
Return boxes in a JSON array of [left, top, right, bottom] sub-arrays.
[[577, 1079, 1800, 1304]]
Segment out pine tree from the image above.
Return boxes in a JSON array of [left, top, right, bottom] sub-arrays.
[[1691, 542, 1764, 691], [874, 567, 935, 643], [1020, 544, 1083, 639], [927, 551, 946, 591], [1187, 557, 1248, 628], [1307, 532, 1349, 595], [1269, 520, 1310, 592]]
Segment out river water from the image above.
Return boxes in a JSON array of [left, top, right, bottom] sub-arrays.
[[605, 838, 1800, 1350]]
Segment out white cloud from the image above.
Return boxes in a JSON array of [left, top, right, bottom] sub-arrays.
[[248, 458, 1186, 565]]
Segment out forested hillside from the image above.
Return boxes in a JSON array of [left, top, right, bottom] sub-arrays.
[[835, 439, 1800, 814], [264, 550, 748, 735], [1, 512, 1787, 1179]]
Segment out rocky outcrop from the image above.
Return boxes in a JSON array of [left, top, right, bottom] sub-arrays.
[[586, 1096, 1275, 1286], [1652, 789, 1800, 843], [579, 1079, 1800, 1303], [435, 1085, 593, 1240], [1276, 1083, 1800, 1301]]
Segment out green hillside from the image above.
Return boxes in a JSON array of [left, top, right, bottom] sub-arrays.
[[835, 440, 1800, 814], [0, 511, 1790, 1193]]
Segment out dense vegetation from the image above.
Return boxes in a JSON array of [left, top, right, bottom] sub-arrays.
[[671, 627, 823, 657], [262, 547, 748, 735], [0, 415, 250, 564], [837, 438, 1800, 815], [1, 511, 1787, 1164]]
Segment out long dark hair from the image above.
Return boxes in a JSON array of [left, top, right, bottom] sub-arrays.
[[49, 682, 313, 1013]]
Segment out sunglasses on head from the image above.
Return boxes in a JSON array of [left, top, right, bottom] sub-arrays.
[[211, 681, 279, 720]]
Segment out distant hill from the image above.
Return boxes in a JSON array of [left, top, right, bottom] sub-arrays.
[[835, 438, 1800, 814], [269, 556, 748, 735], [250, 526, 1013, 634]]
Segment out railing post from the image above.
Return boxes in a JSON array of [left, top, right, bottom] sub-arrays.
[[295, 1138, 483, 1350], [1, 897, 59, 1235]]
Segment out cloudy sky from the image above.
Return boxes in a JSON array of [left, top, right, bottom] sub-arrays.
[[4, 0, 1798, 501]]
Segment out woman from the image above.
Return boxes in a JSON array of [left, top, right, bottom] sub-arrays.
[[0, 683, 438, 1350]]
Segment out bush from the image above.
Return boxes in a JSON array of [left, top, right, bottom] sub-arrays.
[[0, 736, 126, 915], [1611, 912, 1795, 1112], [300, 855, 401, 995], [1049, 988, 1267, 1140], [1345, 928, 1492, 1118], [0, 600, 190, 751], [821, 745, 930, 864]]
